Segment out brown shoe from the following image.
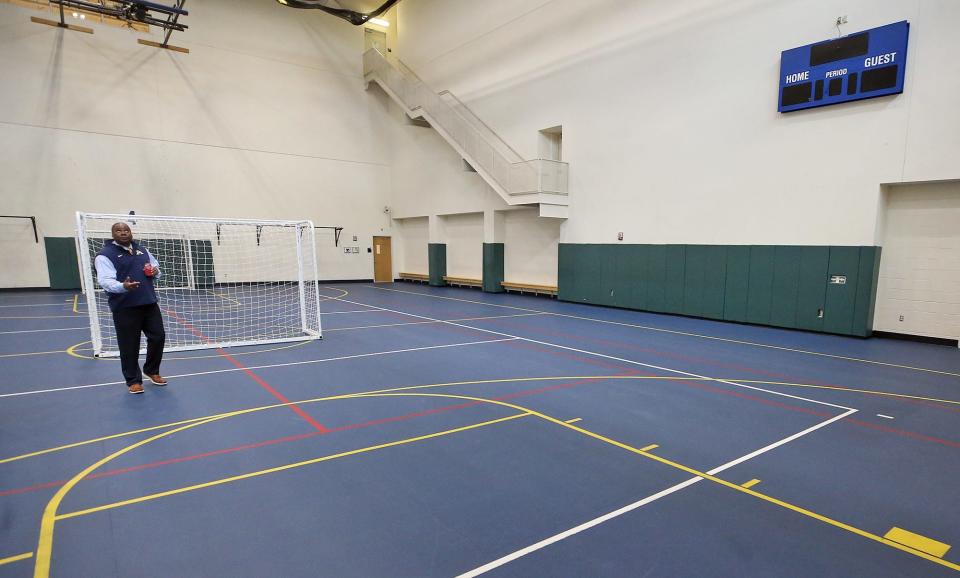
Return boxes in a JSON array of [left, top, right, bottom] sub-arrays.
[[146, 374, 168, 386], [128, 382, 145, 394]]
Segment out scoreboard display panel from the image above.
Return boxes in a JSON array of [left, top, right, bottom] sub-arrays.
[[778, 21, 909, 113]]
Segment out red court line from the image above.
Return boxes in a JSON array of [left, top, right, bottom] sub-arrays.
[[485, 316, 960, 442], [843, 418, 960, 449], [0, 374, 620, 497], [164, 309, 328, 433]]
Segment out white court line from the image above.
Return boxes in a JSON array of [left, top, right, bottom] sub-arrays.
[[877, 414, 894, 419], [368, 285, 960, 379], [457, 407, 857, 577], [326, 290, 853, 412], [319, 310, 381, 315], [0, 327, 87, 335], [331, 288, 862, 575], [0, 338, 516, 398], [326, 313, 546, 332]]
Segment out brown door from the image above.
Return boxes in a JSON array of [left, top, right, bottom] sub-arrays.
[[373, 236, 392, 282]]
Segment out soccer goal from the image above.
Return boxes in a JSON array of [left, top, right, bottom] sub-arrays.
[[76, 212, 322, 357]]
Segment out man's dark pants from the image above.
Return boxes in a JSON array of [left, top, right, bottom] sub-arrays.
[[112, 303, 165, 385]]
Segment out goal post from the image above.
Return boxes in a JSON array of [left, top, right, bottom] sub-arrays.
[[76, 212, 323, 357]]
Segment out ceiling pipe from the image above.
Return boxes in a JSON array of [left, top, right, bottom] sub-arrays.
[[50, 0, 189, 31], [276, 0, 399, 26]]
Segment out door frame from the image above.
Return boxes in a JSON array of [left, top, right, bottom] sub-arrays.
[[372, 236, 393, 283]]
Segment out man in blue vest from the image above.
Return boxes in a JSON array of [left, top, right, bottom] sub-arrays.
[[94, 222, 168, 394]]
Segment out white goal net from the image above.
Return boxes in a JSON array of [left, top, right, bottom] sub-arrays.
[[76, 212, 322, 357]]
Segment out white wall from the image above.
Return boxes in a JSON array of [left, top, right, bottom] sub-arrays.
[[394, 216, 428, 274], [504, 209, 560, 286], [395, 0, 960, 248], [874, 181, 960, 340], [443, 212, 482, 278], [0, 0, 395, 287]]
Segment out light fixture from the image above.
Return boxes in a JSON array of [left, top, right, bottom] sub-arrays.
[[368, 17, 389, 27]]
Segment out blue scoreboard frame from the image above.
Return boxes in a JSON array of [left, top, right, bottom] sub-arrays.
[[778, 21, 909, 113]]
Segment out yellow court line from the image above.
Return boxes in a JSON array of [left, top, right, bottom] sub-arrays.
[[728, 380, 960, 407], [71, 295, 78, 314], [0, 315, 82, 319], [741, 478, 762, 489], [885, 527, 951, 558], [0, 349, 72, 359], [366, 284, 960, 379], [56, 413, 530, 521], [33, 414, 228, 578], [0, 552, 33, 566], [2, 375, 593, 465], [358, 392, 960, 573], [317, 287, 350, 302], [65, 338, 312, 362], [6, 375, 959, 466], [639, 444, 659, 452], [564, 418, 582, 424], [25, 387, 960, 575], [205, 289, 243, 307]]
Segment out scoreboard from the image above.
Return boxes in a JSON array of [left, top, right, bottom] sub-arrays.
[[778, 21, 910, 113]]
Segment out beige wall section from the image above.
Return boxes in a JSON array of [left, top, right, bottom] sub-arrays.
[[394, 217, 428, 274], [504, 209, 560, 286], [443, 213, 482, 279], [396, 0, 960, 247], [875, 181, 960, 340], [0, 218, 47, 288], [0, 0, 394, 287]]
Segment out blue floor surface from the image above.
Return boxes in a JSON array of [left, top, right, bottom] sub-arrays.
[[0, 283, 958, 577]]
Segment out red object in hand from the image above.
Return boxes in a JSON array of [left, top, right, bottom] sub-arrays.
[[143, 263, 155, 277]]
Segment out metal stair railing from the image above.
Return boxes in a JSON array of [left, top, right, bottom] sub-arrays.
[[363, 48, 568, 201]]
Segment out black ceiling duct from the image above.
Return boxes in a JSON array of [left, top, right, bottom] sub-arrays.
[[277, 0, 399, 26]]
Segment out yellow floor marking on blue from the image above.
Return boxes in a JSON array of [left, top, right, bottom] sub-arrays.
[[0, 315, 80, 319], [884, 527, 951, 558], [56, 412, 530, 521], [564, 418, 582, 424], [366, 284, 960, 378], [741, 478, 761, 489], [639, 444, 658, 452], [25, 386, 960, 575], [0, 350, 71, 359], [71, 295, 78, 314], [65, 338, 312, 362], [0, 552, 33, 566], [8, 374, 959, 467]]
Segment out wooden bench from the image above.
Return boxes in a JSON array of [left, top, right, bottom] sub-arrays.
[[398, 272, 430, 283], [443, 276, 483, 289], [501, 281, 558, 297]]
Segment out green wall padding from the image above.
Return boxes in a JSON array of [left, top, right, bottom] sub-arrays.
[[723, 246, 750, 322], [558, 243, 881, 337], [44, 237, 82, 290], [796, 247, 829, 332], [482, 243, 504, 293], [746, 246, 775, 325], [701, 245, 727, 320], [823, 246, 861, 335], [428, 243, 447, 287], [664, 245, 686, 314], [645, 245, 667, 312], [770, 246, 802, 328]]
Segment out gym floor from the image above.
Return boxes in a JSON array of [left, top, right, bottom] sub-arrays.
[[1, 282, 958, 577]]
